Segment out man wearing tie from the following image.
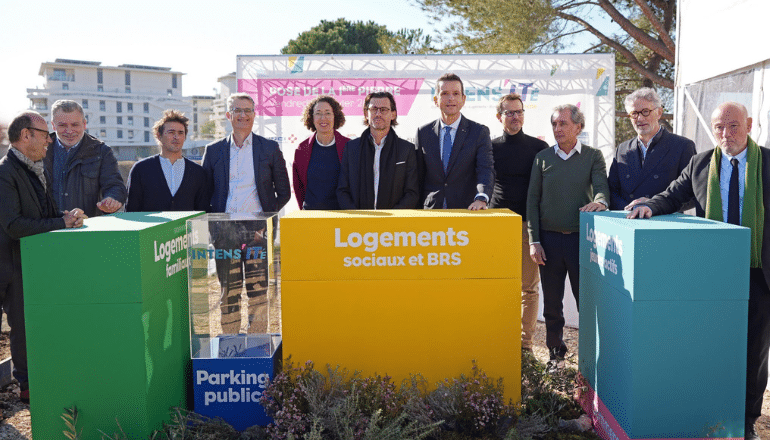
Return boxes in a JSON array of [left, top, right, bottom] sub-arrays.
[[628, 102, 770, 440], [415, 73, 494, 210]]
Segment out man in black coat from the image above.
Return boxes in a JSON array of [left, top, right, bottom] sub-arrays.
[[628, 102, 769, 439], [337, 92, 418, 210], [609, 88, 696, 210], [126, 109, 208, 212], [0, 111, 86, 402]]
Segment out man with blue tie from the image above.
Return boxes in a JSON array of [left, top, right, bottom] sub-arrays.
[[415, 73, 494, 210], [608, 88, 696, 210], [628, 102, 770, 440]]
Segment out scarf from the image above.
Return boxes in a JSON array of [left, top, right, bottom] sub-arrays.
[[705, 137, 763, 267], [10, 147, 47, 188], [357, 129, 398, 209]]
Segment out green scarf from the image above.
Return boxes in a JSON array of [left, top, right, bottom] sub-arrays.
[[705, 137, 763, 267]]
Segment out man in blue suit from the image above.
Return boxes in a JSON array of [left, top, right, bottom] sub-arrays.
[[415, 73, 494, 210], [609, 87, 696, 210], [202, 92, 290, 334]]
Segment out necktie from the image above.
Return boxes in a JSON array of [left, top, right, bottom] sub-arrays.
[[727, 158, 740, 225], [442, 126, 452, 172]]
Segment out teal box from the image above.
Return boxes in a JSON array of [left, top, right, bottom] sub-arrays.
[[22, 211, 203, 440], [579, 211, 748, 439]]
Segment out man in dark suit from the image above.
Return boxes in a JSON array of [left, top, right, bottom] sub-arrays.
[[0, 111, 86, 403], [415, 73, 494, 210], [609, 88, 696, 210], [628, 102, 769, 439], [337, 91, 418, 209], [126, 109, 208, 212], [202, 93, 290, 334]]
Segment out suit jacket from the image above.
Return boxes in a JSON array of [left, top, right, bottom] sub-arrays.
[[609, 128, 696, 210], [44, 133, 126, 217], [646, 146, 770, 286], [415, 115, 494, 209], [292, 131, 349, 209], [202, 133, 291, 213], [0, 151, 66, 285], [126, 155, 209, 212], [336, 129, 419, 210]]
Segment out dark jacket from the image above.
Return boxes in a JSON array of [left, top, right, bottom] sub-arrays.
[[202, 133, 291, 213], [489, 130, 548, 220], [415, 115, 495, 209], [0, 151, 66, 284], [337, 129, 419, 210], [44, 133, 127, 217], [608, 128, 696, 210], [646, 146, 770, 287], [126, 155, 209, 212], [293, 131, 349, 209]]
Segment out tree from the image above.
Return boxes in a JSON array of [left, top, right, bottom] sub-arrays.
[[282, 18, 435, 55], [416, 0, 676, 90]]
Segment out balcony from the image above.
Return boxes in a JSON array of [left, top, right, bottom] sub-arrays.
[[48, 74, 75, 82]]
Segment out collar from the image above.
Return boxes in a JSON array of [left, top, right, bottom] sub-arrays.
[[723, 146, 748, 164], [638, 126, 663, 149], [439, 114, 462, 132], [554, 140, 582, 155], [230, 133, 253, 150]]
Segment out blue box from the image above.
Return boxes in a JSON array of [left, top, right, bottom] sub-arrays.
[[579, 212, 748, 439], [192, 334, 282, 431]]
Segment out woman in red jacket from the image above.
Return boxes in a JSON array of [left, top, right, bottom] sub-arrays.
[[292, 96, 350, 209]]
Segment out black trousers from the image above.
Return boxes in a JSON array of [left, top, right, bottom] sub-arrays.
[[538, 230, 580, 359], [746, 268, 770, 424], [0, 274, 27, 388]]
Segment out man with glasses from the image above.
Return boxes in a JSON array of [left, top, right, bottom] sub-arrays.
[[609, 88, 696, 210], [0, 111, 87, 403], [45, 100, 126, 218], [489, 93, 548, 353], [416, 73, 494, 210], [337, 92, 418, 209], [202, 93, 290, 334]]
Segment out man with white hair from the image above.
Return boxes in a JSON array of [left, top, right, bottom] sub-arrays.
[[609, 88, 696, 210], [628, 102, 770, 439]]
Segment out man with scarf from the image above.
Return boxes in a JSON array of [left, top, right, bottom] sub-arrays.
[[628, 102, 770, 440], [0, 111, 87, 403], [337, 92, 418, 209]]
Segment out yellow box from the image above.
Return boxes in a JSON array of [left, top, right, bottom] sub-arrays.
[[281, 209, 522, 402]]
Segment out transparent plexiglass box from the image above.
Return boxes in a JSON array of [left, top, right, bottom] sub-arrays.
[[187, 213, 279, 359]]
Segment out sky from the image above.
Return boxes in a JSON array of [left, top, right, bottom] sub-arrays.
[[0, 0, 446, 121]]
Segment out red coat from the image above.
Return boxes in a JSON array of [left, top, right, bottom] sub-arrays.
[[292, 131, 349, 209]]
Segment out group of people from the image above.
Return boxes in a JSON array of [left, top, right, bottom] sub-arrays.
[[1, 71, 769, 437]]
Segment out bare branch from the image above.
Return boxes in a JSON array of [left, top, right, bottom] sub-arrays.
[[633, 0, 676, 52], [594, 0, 675, 62]]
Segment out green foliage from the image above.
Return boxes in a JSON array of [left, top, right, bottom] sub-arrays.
[[200, 120, 216, 138], [379, 28, 436, 54]]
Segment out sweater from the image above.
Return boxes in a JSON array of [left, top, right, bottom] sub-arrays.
[[526, 145, 609, 242], [489, 130, 549, 220]]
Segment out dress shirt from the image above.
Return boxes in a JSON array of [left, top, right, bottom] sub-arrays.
[[370, 133, 386, 209], [52, 138, 81, 209], [637, 127, 663, 161], [438, 116, 462, 160], [225, 134, 262, 213], [720, 147, 747, 223], [554, 141, 583, 160], [158, 156, 185, 196]]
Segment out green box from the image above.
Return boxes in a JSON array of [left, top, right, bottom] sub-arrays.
[[22, 211, 203, 440]]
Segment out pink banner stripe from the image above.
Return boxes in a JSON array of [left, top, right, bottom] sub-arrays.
[[576, 373, 741, 440]]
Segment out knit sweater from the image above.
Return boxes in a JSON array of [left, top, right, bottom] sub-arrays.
[[489, 130, 548, 220], [526, 145, 609, 242]]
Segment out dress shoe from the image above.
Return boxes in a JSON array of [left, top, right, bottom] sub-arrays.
[[19, 389, 29, 405], [746, 422, 760, 440]]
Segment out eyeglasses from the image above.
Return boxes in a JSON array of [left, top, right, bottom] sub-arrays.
[[501, 110, 524, 117], [27, 127, 51, 138], [628, 108, 658, 119], [368, 107, 391, 114], [230, 108, 254, 115]]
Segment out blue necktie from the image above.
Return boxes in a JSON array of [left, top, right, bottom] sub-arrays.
[[442, 126, 452, 172]]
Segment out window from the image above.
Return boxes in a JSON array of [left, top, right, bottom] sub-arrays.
[[143, 103, 149, 113], [82, 99, 88, 109], [117, 116, 122, 125], [125, 86, 131, 93], [100, 130, 107, 138], [172, 74, 178, 89], [62, 83, 69, 90], [127, 103, 133, 112], [99, 100, 106, 111], [99, 116, 106, 124], [144, 131, 150, 142], [167, 89, 173, 95], [194, 124, 198, 133], [53, 68, 66, 81], [117, 130, 123, 139], [144, 117, 149, 127], [193, 113, 198, 123], [128, 116, 133, 126], [97, 68, 103, 84], [128, 130, 134, 139], [125, 71, 131, 86], [97, 85, 103, 92], [116, 102, 122, 113]]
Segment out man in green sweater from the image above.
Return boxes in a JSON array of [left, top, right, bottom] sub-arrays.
[[527, 104, 609, 367]]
